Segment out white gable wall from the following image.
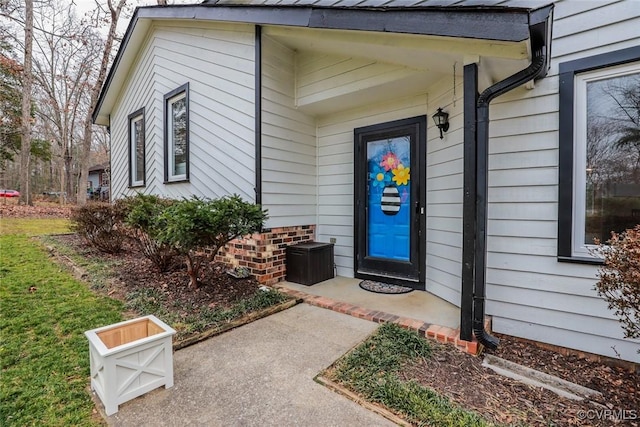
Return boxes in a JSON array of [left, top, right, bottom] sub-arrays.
[[485, 0, 640, 363], [110, 21, 255, 202], [110, 31, 155, 198]]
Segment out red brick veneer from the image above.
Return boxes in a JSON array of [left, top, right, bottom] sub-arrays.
[[214, 225, 316, 285]]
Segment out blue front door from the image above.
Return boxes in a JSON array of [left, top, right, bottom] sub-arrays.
[[355, 116, 426, 287], [367, 137, 411, 261]]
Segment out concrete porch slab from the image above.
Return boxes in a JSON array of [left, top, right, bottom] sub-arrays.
[[278, 276, 460, 330]]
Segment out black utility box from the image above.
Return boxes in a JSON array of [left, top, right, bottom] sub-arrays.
[[286, 242, 334, 285]]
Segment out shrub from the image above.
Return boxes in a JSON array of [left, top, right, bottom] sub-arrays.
[[122, 193, 177, 272], [157, 195, 267, 289], [70, 202, 127, 253], [595, 225, 640, 344]]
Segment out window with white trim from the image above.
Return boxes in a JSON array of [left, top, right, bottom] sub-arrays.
[[558, 48, 640, 262], [128, 108, 145, 187], [164, 83, 189, 182]]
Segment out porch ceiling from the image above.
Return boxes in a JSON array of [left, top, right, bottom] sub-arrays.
[[264, 25, 531, 115]]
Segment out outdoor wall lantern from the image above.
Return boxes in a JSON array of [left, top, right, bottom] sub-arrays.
[[432, 108, 450, 139]]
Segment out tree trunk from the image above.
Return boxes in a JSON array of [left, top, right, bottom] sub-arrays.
[[77, 0, 127, 206], [64, 150, 73, 201], [185, 253, 200, 289], [19, 0, 34, 206]]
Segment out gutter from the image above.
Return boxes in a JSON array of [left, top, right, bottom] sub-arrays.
[[471, 6, 552, 350]]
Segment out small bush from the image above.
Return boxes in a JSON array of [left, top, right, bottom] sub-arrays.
[[157, 195, 267, 289], [595, 225, 640, 343], [122, 193, 177, 272], [70, 202, 127, 253]]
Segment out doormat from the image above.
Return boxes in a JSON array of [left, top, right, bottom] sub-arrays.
[[358, 280, 413, 294]]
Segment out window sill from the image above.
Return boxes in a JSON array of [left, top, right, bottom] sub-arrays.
[[557, 255, 603, 265], [164, 178, 189, 184], [129, 184, 145, 189]]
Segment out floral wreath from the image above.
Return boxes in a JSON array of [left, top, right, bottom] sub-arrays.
[[369, 151, 410, 188]]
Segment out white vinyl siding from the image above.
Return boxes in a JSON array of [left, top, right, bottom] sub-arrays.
[[261, 37, 317, 228], [110, 21, 255, 201], [424, 74, 464, 306], [551, 0, 640, 62], [485, 0, 640, 363]]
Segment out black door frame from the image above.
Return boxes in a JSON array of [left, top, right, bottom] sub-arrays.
[[353, 115, 427, 289]]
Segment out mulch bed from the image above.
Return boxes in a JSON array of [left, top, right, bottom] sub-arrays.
[[54, 233, 262, 313], [400, 336, 639, 426]]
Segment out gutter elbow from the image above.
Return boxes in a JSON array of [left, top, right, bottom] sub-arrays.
[[473, 323, 499, 350]]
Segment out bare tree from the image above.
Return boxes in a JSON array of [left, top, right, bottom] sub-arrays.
[[2, 0, 129, 204], [92, 125, 110, 170], [19, 0, 33, 205], [600, 74, 640, 171], [77, 0, 127, 206], [29, 1, 102, 203], [3, 0, 95, 202]]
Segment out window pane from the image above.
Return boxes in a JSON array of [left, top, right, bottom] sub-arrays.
[[135, 119, 144, 183], [584, 71, 640, 244], [171, 97, 187, 176]]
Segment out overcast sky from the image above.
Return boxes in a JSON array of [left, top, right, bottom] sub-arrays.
[[72, 0, 197, 33]]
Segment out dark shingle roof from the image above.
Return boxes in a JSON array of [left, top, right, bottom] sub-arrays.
[[202, 0, 548, 9]]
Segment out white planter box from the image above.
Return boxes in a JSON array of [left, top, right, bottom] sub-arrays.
[[85, 315, 176, 415]]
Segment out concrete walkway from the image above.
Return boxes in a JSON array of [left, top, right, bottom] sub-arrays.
[[106, 304, 395, 427]]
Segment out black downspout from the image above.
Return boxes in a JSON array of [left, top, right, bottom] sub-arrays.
[[473, 46, 547, 350], [254, 25, 262, 205], [460, 62, 478, 342]]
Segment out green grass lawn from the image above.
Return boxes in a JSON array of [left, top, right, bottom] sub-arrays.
[[0, 221, 122, 426], [0, 217, 71, 236]]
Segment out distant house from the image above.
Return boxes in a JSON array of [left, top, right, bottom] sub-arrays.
[[88, 163, 110, 200], [93, 1, 640, 363]]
